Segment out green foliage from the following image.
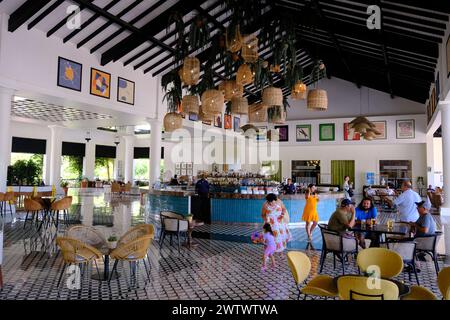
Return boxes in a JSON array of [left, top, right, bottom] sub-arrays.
[[310, 59, 327, 85], [60, 180, 69, 188], [161, 70, 182, 112], [95, 157, 114, 181], [8, 159, 42, 186], [108, 235, 117, 242], [168, 11, 188, 63], [61, 155, 83, 180], [253, 59, 271, 91], [189, 15, 210, 50]]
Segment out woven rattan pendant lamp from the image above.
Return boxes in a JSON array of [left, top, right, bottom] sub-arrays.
[[307, 62, 328, 111], [349, 90, 379, 139]]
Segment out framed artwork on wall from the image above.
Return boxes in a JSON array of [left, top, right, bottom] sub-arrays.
[[187, 169, 193, 176], [372, 121, 387, 140], [202, 120, 212, 126], [233, 117, 240, 132], [296, 124, 311, 142], [319, 123, 335, 141], [117, 77, 135, 105], [274, 125, 289, 142], [214, 114, 222, 128], [447, 35, 450, 78], [343, 123, 361, 141], [224, 114, 232, 129], [57, 57, 82, 92], [189, 113, 198, 121], [396, 119, 415, 139], [90, 68, 111, 99]]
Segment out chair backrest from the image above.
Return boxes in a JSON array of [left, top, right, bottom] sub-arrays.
[[389, 241, 416, 262], [163, 217, 189, 232], [118, 224, 155, 246], [124, 183, 132, 192], [24, 198, 44, 211], [438, 267, 450, 300], [111, 235, 153, 261], [56, 237, 102, 264], [0, 192, 4, 201], [286, 251, 311, 285], [66, 225, 107, 249], [401, 285, 438, 300], [415, 232, 441, 251], [50, 198, 66, 211], [357, 248, 403, 278], [4, 192, 15, 202], [320, 228, 342, 252], [337, 276, 399, 300], [111, 183, 121, 193]]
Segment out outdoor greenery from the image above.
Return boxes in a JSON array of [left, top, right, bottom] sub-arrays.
[[8, 158, 42, 186], [61, 155, 83, 181], [95, 157, 114, 181]]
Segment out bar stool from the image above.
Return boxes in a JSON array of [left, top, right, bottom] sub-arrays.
[[50, 197, 71, 229], [0, 192, 15, 218], [23, 198, 44, 229]]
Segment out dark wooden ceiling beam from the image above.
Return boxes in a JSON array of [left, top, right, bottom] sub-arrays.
[[376, 0, 394, 98], [27, 0, 64, 30], [8, 0, 52, 32]]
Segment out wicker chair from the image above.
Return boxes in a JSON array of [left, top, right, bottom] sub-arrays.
[[66, 225, 108, 251], [159, 211, 189, 253], [111, 182, 122, 197], [0, 192, 15, 217], [23, 198, 44, 229], [55, 237, 102, 289], [118, 224, 155, 246], [50, 196, 72, 229], [109, 235, 153, 288], [123, 183, 132, 195], [414, 231, 442, 275], [0, 193, 5, 216]]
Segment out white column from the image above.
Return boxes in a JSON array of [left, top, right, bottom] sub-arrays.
[[123, 135, 135, 183], [425, 132, 434, 188], [48, 125, 63, 186], [0, 87, 14, 192], [149, 119, 162, 186], [83, 138, 95, 180], [440, 103, 450, 263]]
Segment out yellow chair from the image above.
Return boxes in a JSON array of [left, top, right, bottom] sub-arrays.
[[400, 285, 438, 300], [23, 198, 44, 229], [66, 225, 108, 250], [287, 251, 338, 300], [117, 224, 155, 246], [438, 267, 450, 300], [337, 275, 399, 300], [357, 248, 403, 278]]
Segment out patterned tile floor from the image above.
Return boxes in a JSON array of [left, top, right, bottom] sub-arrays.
[[0, 191, 448, 300]]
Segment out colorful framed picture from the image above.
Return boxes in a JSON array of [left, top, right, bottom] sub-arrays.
[[344, 123, 361, 141], [319, 123, 335, 141], [90, 68, 111, 99], [202, 120, 212, 126], [117, 77, 135, 105], [214, 114, 222, 128], [189, 113, 198, 121], [274, 125, 289, 142], [296, 125, 311, 142], [372, 121, 387, 140], [447, 35, 450, 78], [224, 114, 232, 129], [256, 126, 267, 141], [57, 57, 82, 92], [233, 117, 240, 132], [396, 119, 415, 139]]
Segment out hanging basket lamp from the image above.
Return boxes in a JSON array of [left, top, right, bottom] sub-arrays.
[[241, 34, 259, 63], [164, 112, 183, 132], [225, 25, 243, 53], [267, 106, 286, 124], [291, 81, 307, 100], [248, 103, 267, 123], [182, 95, 199, 115], [180, 56, 200, 86], [262, 87, 283, 107], [236, 64, 254, 86], [231, 96, 249, 115], [219, 80, 244, 101], [199, 105, 214, 122], [201, 89, 224, 115], [307, 89, 328, 111]]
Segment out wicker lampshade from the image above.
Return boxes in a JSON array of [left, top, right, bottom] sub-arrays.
[[231, 96, 249, 115], [307, 89, 328, 111], [262, 87, 283, 107], [363, 130, 377, 141], [241, 34, 259, 63], [182, 95, 199, 114], [291, 81, 307, 100], [226, 25, 243, 53], [164, 112, 183, 132], [248, 103, 267, 123], [199, 106, 214, 121], [180, 56, 200, 86], [268, 106, 286, 124], [236, 64, 254, 86], [201, 89, 224, 115], [219, 80, 244, 101]]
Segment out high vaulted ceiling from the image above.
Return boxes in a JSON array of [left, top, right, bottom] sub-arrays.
[[1, 0, 449, 105]]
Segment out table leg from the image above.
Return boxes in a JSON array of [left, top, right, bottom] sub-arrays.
[[104, 255, 110, 280], [0, 265, 3, 290]]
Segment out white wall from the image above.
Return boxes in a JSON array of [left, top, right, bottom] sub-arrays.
[[434, 137, 443, 187], [435, 21, 450, 103]]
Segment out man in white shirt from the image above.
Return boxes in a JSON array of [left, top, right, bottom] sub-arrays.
[[394, 181, 422, 222]]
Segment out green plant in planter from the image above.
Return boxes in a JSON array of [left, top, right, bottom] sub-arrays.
[[267, 97, 291, 122], [189, 15, 210, 50], [108, 235, 118, 242], [161, 69, 182, 112], [60, 180, 69, 188]]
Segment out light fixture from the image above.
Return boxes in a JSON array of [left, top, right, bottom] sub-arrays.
[[85, 131, 91, 143], [114, 135, 120, 146]]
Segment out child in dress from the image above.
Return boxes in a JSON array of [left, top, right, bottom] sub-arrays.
[[261, 223, 277, 271]]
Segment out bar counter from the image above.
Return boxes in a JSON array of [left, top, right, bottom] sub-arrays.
[[143, 189, 345, 224]]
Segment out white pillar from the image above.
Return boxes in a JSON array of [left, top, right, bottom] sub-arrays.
[[48, 125, 63, 186], [149, 119, 162, 186], [123, 135, 135, 183], [0, 87, 14, 192], [83, 138, 95, 180], [440, 103, 450, 263], [425, 132, 434, 188]]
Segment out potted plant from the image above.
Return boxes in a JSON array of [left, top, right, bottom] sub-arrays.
[[107, 235, 118, 249], [60, 180, 69, 196]]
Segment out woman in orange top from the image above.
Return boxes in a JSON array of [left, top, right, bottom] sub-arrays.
[[302, 184, 319, 241]]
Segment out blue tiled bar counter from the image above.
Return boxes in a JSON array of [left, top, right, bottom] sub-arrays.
[[144, 189, 344, 224]]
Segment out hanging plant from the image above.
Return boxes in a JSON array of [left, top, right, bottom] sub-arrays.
[[189, 15, 211, 51], [310, 59, 327, 84], [161, 69, 183, 131], [168, 11, 188, 65]]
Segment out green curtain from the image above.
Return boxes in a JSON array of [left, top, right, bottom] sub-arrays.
[[331, 160, 355, 189]]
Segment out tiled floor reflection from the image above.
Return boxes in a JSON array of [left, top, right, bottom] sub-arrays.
[[0, 190, 448, 300]]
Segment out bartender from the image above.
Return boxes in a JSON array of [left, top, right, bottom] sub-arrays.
[[195, 174, 210, 222], [284, 178, 296, 194], [169, 175, 180, 185]]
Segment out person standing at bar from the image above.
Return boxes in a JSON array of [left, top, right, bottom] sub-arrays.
[[195, 174, 210, 223], [283, 178, 296, 195], [394, 181, 421, 222]]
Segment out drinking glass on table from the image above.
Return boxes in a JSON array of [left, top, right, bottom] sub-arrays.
[[361, 219, 366, 228]]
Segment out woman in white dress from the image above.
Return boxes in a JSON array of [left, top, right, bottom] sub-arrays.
[[343, 176, 353, 200], [261, 193, 291, 252]]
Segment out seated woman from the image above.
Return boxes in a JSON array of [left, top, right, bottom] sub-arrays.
[[354, 198, 378, 248]]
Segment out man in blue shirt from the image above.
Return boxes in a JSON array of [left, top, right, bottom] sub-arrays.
[[412, 201, 436, 237], [355, 198, 378, 248], [394, 181, 421, 222], [284, 179, 296, 194], [195, 175, 210, 195]]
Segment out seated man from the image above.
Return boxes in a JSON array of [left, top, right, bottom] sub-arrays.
[[328, 199, 356, 236], [411, 201, 436, 237], [354, 198, 378, 248]]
